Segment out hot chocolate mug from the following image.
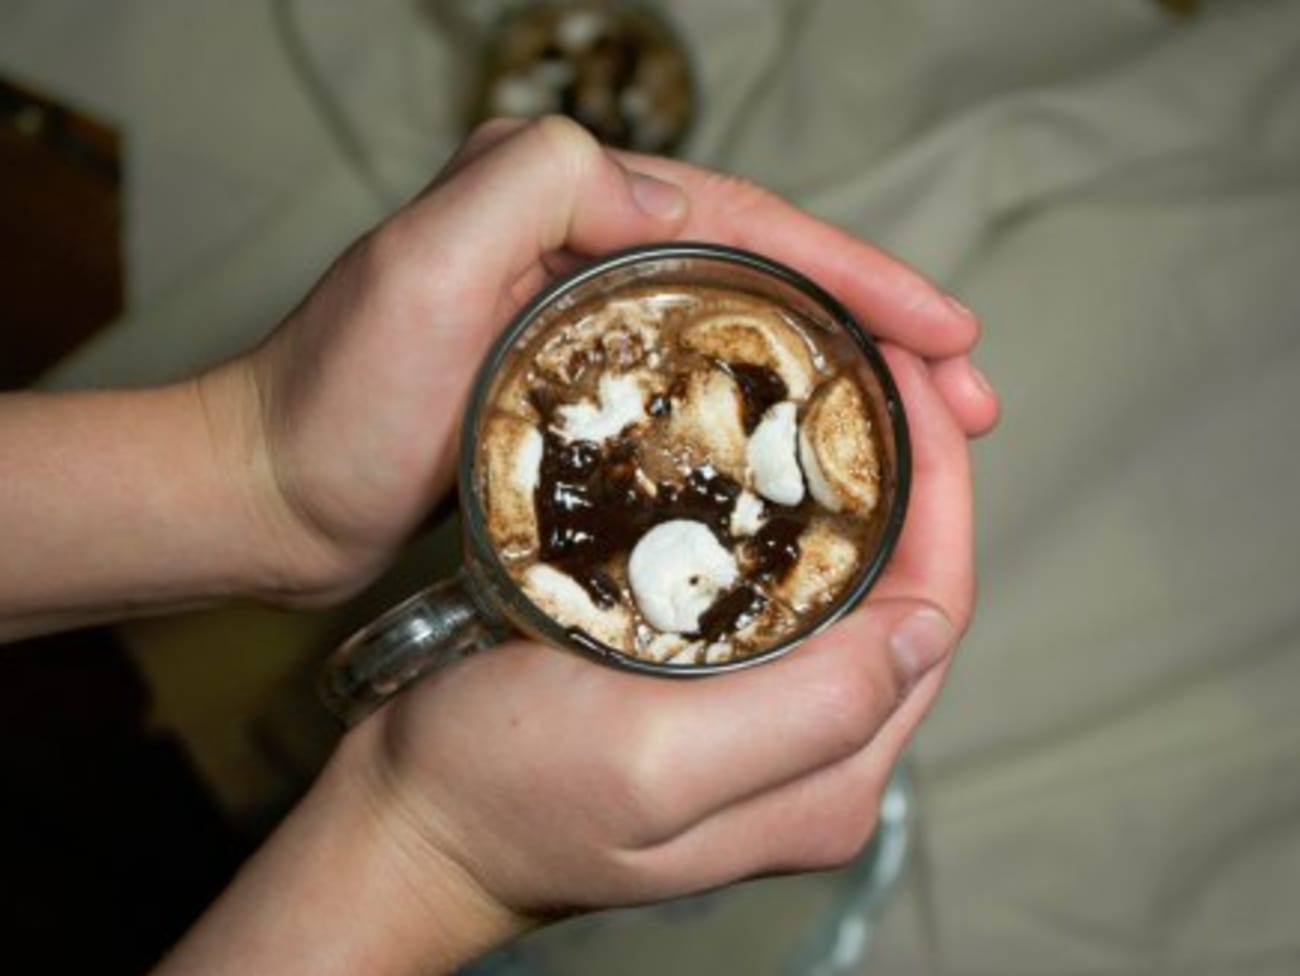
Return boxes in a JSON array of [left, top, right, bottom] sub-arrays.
[[319, 243, 910, 724]]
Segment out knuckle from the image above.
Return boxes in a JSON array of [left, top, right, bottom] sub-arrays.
[[807, 787, 884, 870], [711, 171, 779, 221], [350, 220, 413, 294], [341, 215, 447, 320], [529, 113, 603, 173], [809, 657, 898, 753], [599, 710, 688, 845], [468, 115, 525, 145], [819, 816, 879, 870]]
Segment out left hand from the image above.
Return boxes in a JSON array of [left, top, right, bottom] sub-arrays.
[[219, 115, 997, 607]]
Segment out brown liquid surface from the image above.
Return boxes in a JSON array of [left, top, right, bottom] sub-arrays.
[[479, 283, 887, 665]]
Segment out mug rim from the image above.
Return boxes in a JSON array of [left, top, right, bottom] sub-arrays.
[[458, 241, 912, 676]]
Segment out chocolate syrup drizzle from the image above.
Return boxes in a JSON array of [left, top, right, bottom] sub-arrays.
[[530, 361, 807, 643], [746, 516, 805, 581], [535, 434, 645, 606], [717, 361, 788, 432], [694, 585, 767, 644]]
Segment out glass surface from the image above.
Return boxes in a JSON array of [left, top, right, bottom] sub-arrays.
[[460, 243, 912, 677]]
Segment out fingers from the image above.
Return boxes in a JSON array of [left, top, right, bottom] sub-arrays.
[[611, 150, 980, 361], [928, 355, 1001, 438], [391, 117, 689, 304], [626, 732, 888, 892], [606, 598, 928, 847], [431, 117, 531, 185], [871, 344, 976, 628], [618, 595, 955, 892], [598, 348, 977, 842], [655, 351, 980, 883]]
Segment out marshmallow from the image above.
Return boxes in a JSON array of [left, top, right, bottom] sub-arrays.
[[772, 520, 860, 613], [798, 376, 881, 516], [492, 367, 542, 423], [535, 300, 660, 385], [681, 308, 816, 400], [628, 520, 740, 633], [557, 8, 607, 53], [703, 641, 733, 664], [489, 74, 560, 117], [730, 490, 766, 537], [666, 367, 748, 480], [734, 600, 798, 649], [746, 401, 805, 507], [655, 639, 730, 666], [643, 631, 696, 663], [664, 642, 703, 666], [483, 415, 544, 558], [553, 371, 648, 444], [523, 564, 634, 650]]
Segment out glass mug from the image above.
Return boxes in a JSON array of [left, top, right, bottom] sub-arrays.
[[319, 243, 911, 725]]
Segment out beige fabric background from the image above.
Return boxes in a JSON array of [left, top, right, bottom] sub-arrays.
[[4, 1, 1298, 972]]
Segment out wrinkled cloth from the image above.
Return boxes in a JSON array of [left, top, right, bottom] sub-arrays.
[[5, 1, 1299, 972]]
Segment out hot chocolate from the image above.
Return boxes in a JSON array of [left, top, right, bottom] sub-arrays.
[[478, 282, 889, 666]]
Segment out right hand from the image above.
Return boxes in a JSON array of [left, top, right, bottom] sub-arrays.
[[344, 331, 973, 920]]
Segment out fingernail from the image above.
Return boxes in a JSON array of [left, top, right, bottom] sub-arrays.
[[944, 292, 974, 319], [889, 608, 955, 687], [629, 172, 686, 220], [968, 361, 994, 398]]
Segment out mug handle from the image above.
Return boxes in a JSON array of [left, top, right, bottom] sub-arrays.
[[319, 569, 509, 726]]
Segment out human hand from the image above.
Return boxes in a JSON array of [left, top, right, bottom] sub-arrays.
[[219, 116, 996, 607], [343, 324, 973, 929], [156, 322, 977, 976], [156, 117, 993, 974]]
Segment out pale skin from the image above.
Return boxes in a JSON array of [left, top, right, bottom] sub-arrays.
[[0, 117, 999, 974]]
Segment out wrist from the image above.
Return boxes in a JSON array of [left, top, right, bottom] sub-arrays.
[[192, 359, 357, 608], [156, 718, 528, 976], [334, 720, 534, 968], [0, 378, 346, 640]]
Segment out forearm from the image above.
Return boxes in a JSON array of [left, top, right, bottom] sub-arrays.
[[153, 724, 527, 976], [0, 365, 299, 640]]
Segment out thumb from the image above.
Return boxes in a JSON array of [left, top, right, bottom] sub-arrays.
[[400, 116, 688, 291]]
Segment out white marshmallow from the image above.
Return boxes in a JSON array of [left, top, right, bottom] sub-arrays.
[[680, 309, 817, 401], [665, 643, 701, 666], [557, 9, 607, 52], [746, 401, 805, 507], [553, 372, 647, 444], [514, 427, 543, 491], [799, 426, 839, 512], [490, 74, 559, 117], [797, 376, 881, 516], [772, 520, 860, 613], [535, 300, 660, 384], [483, 415, 544, 557], [644, 632, 695, 663], [703, 641, 733, 664], [666, 367, 748, 481], [628, 520, 739, 634], [730, 490, 766, 537], [523, 564, 633, 650]]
